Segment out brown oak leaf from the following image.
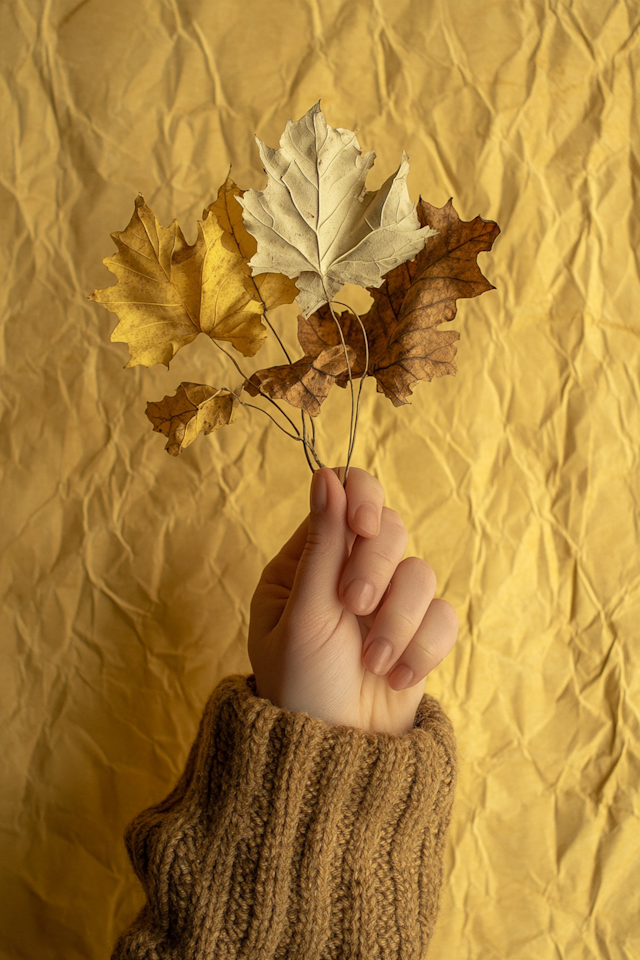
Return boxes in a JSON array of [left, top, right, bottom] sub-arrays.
[[297, 199, 500, 406], [146, 382, 240, 456], [244, 344, 357, 417]]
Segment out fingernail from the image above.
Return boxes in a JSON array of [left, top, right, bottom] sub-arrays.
[[365, 638, 393, 675], [343, 578, 375, 614], [354, 503, 378, 537], [389, 663, 414, 690], [311, 470, 327, 513]]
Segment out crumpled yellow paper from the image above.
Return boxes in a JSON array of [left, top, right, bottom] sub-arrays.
[[1, 1, 639, 959]]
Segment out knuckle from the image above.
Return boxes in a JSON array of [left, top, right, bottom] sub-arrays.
[[259, 561, 282, 589], [369, 546, 399, 572], [402, 601, 459, 673], [381, 508, 409, 552], [393, 607, 418, 631], [305, 528, 338, 555], [369, 473, 384, 499], [394, 600, 459, 684], [416, 636, 440, 662], [382, 506, 404, 530], [414, 630, 451, 666], [405, 556, 437, 592], [431, 598, 459, 638]]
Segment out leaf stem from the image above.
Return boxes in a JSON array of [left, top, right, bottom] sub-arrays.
[[235, 399, 307, 442], [332, 299, 370, 472], [300, 410, 313, 472], [324, 293, 356, 489], [217, 387, 320, 453], [210, 338, 300, 436], [302, 410, 324, 469], [309, 409, 319, 460], [210, 336, 323, 468], [300, 408, 321, 473], [262, 311, 292, 364], [263, 308, 323, 473]]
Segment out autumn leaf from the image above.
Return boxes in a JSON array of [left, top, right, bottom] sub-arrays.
[[297, 304, 368, 379], [295, 199, 500, 406], [145, 382, 241, 456], [238, 102, 436, 318], [91, 102, 501, 475], [197, 207, 268, 356], [244, 344, 357, 417], [209, 176, 299, 310], [89, 196, 201, 367], [90, 194, 272, 368]]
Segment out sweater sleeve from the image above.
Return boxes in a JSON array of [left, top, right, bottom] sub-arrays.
[[111, 673, 458, 960]]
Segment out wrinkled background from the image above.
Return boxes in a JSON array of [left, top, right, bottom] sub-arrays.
[[2, 0, 639, 957]]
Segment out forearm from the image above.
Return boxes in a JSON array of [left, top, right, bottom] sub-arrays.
[[112, 673, 457, 960]]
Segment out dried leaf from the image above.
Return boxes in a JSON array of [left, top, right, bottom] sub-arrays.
[[209, 176, 299, 310], [145, 382, 240, 456], [244, 344, 357, 417], [197, 208, 267, 356], [238, 102, 437, 318], [89, 196, 201, 367], [298, 304, 367, 377], [90, 194, 269, 368], [297, 199, 500, 406]]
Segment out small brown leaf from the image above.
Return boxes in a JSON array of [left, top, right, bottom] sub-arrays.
[[244, 344, 357, 417], [145, 382, 240, 456], [297, 304, 368, 380]]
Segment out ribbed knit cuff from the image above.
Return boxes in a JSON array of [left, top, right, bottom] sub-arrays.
[[112, 673, 457, 960]]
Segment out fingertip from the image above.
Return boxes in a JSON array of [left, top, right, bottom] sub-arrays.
[[310, 468, 328, 513], [323, 466, 347, 499], [340, 468, 385, 538], [353, 503, 380, 537], [312, 467, 347, 517]]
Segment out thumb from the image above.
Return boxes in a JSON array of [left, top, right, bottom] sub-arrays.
[[285, 467, 352, 629]]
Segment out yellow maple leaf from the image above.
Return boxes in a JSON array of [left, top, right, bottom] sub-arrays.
[[208, 176, 299, 310], [197, 208, 267, 356], [90, 196, 201, 367], [90, 194, 269, 368]]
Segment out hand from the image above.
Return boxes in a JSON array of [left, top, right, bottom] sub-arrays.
[[247, 466, 459, 736]]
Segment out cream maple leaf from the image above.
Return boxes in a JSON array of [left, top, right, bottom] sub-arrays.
[[238, 102, 437, 317]]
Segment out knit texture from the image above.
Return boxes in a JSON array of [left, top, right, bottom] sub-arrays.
[[111, 673, 458, 960]]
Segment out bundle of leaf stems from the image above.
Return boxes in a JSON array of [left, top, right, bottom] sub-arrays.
[[211, 299, 369, 490]]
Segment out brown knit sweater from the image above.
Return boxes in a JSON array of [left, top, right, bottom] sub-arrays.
[[111, 673, 457, 959]]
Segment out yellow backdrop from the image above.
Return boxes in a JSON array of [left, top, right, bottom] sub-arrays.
[[2, 1, 639, 958]]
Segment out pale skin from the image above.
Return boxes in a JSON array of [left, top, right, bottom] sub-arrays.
[[248, 466, 459, 737]]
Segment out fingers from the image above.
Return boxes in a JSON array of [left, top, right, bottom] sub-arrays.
[[261, 466, 386, 632], [283, 467, 353, 631], [361, 556, 459, 689], [339, 506, 409, 615], [361, 557, 436, 674], [332, 466, 385, 539], [387, 598, 459, 690]]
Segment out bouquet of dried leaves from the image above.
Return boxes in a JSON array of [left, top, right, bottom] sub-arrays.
[[90, 103, 500, 481]]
